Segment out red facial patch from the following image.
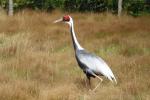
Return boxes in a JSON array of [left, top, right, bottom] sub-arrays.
[[63, 15, 70, 21]]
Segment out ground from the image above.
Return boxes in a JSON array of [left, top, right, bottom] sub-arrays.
[[0, 10, 150, 100]]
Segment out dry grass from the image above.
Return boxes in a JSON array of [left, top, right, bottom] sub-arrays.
[[0, 9, 150, 100]]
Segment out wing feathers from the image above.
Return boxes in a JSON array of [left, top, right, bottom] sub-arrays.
[[77, 51, 117, 84]]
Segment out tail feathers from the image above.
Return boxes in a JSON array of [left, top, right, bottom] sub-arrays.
[[107, 75, 117, 84], [111, 76, 117, 84]]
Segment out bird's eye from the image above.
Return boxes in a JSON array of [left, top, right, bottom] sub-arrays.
[[63, 15, 70, 21]]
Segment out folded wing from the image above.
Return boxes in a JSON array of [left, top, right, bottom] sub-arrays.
[[77, 50, 117, 84]]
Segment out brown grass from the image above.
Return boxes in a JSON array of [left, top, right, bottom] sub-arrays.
[[0, 9, 150, 100]]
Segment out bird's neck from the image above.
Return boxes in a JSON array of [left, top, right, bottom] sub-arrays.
[[70, 22, 84, 51]]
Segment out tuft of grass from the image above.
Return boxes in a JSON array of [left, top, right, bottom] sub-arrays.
[[0, 81, 39, 100]]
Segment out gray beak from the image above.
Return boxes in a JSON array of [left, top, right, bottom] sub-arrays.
[[53, 18, 63, 23]]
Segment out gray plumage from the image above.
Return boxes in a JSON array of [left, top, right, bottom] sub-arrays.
[[54, 15, 117, 91], [76, 49, 117, 83]]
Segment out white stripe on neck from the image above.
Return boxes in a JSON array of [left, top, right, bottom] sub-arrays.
[[68, 19, 84, 50]]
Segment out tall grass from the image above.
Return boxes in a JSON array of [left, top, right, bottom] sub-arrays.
[[0, 10, 150, 100]]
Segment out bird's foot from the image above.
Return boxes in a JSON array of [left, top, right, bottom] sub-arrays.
[[91, 88, 97, 92], [88, 89, 92, 92], [88, 89, 96, 94]]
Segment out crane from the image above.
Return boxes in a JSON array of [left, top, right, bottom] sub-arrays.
[[54, 15, 117, 91]]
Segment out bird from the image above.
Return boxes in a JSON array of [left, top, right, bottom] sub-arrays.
[[54, 15, 117, 91]]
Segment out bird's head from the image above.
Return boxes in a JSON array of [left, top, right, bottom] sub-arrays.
[[53, 15, 73, 26]]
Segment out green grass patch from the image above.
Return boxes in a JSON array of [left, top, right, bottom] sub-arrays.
[[95, 43, 121, 57]]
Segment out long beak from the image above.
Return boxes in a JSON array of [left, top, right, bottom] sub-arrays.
[[53, 18, 63, 23]]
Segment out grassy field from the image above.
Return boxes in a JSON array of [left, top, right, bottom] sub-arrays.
[[0, 10, 150, 100]]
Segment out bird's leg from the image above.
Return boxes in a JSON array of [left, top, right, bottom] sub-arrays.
[[84, 76, 88, 88], [92, 82, 101, 92], [92, 73, 103, 92], [85, 69, 103, 92], [87, 76, 92, 89], [84, 78, 88, 88], [85, 75, 91, 90], [93, 74, 103, 82]]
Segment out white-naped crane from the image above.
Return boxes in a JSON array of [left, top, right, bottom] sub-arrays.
[[54, 15, 117, 91]]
